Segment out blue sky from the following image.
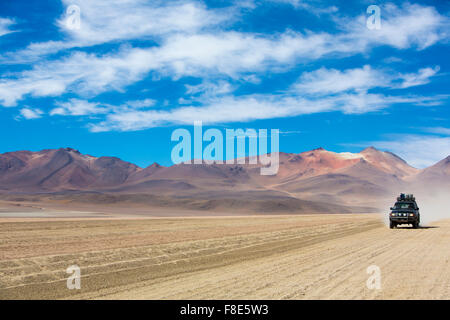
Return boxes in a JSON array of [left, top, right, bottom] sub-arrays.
[[0, 0, 449, 168]]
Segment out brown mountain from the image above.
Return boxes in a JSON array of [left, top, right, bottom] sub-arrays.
[[266, 148, 418, 207], [0, 147, 447, 213], [0, 148, 141, 192], [413, 156, 450, 188]]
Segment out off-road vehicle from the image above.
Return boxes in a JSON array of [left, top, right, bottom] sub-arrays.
[[389, 193, 420, 229]]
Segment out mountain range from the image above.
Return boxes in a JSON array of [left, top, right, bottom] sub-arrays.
[[0, 147, 448, 214]]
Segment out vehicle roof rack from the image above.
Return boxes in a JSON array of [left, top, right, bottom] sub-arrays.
[[397, 193, 415, 202]]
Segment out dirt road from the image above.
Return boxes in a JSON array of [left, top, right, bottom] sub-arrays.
[[0, 214, 449, 299]]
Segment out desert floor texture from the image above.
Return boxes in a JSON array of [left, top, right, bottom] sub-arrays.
[[1, 212, 449, 300]]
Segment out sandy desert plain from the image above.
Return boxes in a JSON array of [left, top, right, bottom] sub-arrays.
[[0, 200, 449, 300]]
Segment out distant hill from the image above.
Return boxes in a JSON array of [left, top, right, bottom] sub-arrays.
[[0, 147, 447, 214]]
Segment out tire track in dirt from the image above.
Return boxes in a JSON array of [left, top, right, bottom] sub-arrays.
[[94, 221, 450, 300], [0, 216, 380, 299], [1, 215, 449, 300]]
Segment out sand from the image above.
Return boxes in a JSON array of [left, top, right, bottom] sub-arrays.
[[0, 213, 449, 300]]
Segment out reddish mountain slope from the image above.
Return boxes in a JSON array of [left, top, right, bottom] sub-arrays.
[[359, 147, 418, 178], [0, 148, 140, 191], [413, 156, 450, 188], [0, 147, 447, 213]]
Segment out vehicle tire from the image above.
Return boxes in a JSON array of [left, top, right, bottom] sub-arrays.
[[390, 221, 395, 229], [412, 222, 418, 229]]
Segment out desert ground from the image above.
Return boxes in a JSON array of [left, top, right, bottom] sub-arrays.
[[0, 210, 449, 300]]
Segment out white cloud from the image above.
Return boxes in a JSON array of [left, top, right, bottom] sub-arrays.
[[0, 1, 448, 132], [186, 80, 234, 97], [125, 99, 156, 109], [383, 56, 404, 64], [397, 66, 440, 88], [0, 26, 442, 108], [370, 134, 450, 168], [269, 0, 338, 15], [0, 78, 68, 107], [50, 98, 160, 117], [1, 0, 231, 63], [423, 127, 450, 136], [292, 65, 440, 95], [0, 32, 332, 106], [279, 130, 302, 136], [0, 41, 76, 65], [50, 99, 108, 116], [19, 108, 43, 119], [293, 65, 387, 94], [0, 2, 447, 107], [340, 3, 448, 51], [88, 92, 445, 132], [154, 31, 335, 77], [0, 48, 155, 106], [0, 18, 15, 37], [88, 95, 332, 132], [58, 0, 229, 44]]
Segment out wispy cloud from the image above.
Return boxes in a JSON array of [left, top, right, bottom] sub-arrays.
[[57, 0, 229, 44], [19, 108, 43, 119], [293, 65, 385, 94], [423, 127, 450, 136], [269, 0, 339, 16], [125, 99, 156, 109], [292, 65, 440, 94], [0, 17, 15, 37], [349, 126, 450, 168], [337, 3, 449, 50], [0, 1, 448, 133], [396, 66, 441, 88], [89, 92, 446, 132], [1, 0, 231, 63], [50, 99, 108, 116], [370, 134, 450, 168]]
